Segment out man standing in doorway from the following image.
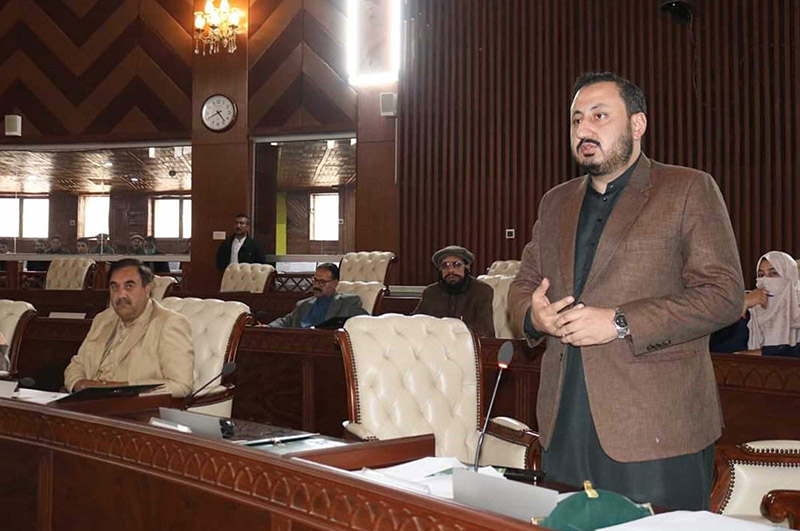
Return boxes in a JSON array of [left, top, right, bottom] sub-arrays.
[[508, 72, 744, 510], [215, 214, 267, 272]]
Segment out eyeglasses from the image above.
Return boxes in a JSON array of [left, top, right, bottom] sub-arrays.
[[312, 277, 335, 285], [439, 260, 465, 270]]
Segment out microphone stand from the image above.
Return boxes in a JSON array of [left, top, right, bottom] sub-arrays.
[[472, 363, 507, 471]]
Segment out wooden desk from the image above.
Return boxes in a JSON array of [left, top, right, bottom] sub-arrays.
[[0, 399, 540, 530]]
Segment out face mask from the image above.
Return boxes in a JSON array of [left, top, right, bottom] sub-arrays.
[[756, 276, 787, 295]]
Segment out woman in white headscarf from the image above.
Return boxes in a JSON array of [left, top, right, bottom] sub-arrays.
[[710, 250, 800, 356], [747, 251, 800, 349]]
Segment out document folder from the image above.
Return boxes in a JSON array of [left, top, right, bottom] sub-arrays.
[[55, 383, 163, 403]]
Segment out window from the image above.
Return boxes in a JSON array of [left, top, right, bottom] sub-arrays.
[[0, 197, 48, 238], [153, 197, 191, 238], [309, 193, 339, 241], [81, 195, 109, 237], [0, 198, 19, 238]]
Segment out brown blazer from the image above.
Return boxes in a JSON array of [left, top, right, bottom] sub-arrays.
[[509, 155, 744, 462], [64, 300, 194, 397]]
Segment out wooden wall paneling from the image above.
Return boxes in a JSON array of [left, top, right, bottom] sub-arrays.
[[354, 84, 399, 284], [0, 0, 192, 143], [397, 0, 800, 285], [190, 0, 250, 291], [248, 0, 356, 135]]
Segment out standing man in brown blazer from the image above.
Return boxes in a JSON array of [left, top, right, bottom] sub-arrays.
[[508, 72, 744, 510]]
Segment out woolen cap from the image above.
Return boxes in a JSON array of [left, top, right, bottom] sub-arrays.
[[432, 245, 474, 267]]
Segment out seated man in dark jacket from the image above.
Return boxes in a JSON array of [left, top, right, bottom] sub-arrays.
[[268, 263, 367, 328], [215, 214, 267, 272], [413, 245, 495, 337]]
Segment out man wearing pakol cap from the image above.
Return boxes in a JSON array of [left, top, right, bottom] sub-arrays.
[[413, 245, 495, 337]]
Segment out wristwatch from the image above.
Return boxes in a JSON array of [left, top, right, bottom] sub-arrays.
[[613, 308, 630, 339]]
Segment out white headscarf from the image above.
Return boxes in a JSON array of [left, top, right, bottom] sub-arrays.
[[747, 251, 800, 349]]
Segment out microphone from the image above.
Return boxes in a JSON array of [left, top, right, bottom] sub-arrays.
[[182, 362, 235, 410], [473, 341, 514, 471]]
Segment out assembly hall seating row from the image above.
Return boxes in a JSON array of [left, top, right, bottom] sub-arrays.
[[11, 315, 800, 446]]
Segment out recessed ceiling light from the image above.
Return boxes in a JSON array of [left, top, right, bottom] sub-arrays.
[[270, 142, 279, 146], [327, 140, 336, 149], [350, 138, 357, 145], [130, 177, 139, 182], [103, 161, 113, 167]]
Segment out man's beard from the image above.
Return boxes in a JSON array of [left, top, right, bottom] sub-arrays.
[[574, 124, 634, 177], [439, 273, 470, 295]]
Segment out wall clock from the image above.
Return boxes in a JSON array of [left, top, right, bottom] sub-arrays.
[[201, 94, 237, 132]]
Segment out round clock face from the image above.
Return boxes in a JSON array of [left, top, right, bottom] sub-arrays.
[[201, 94, 237, 132]]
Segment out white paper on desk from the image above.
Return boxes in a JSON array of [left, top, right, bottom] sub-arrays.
[[357, 456, 505, 499], [0, 380, 18, 398], [13, 388, 69, 404], [599, 511, 781, 530]]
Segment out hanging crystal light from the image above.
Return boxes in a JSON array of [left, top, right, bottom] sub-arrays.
[[194, 0, 243, 56]]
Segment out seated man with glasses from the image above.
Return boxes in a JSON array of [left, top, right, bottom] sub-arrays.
[[268, 262, 367, 328], [413, 245, 495, 337]]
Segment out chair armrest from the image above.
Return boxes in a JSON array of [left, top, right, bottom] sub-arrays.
[[343, 421, 379, 441], [481, 416, 541, 469], [762, 489, 800, 529]]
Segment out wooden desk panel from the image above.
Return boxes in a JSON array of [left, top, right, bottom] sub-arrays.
[[0, 400, 538, 531], [0, 288, 109, 317], [232, 327, 348, 437]]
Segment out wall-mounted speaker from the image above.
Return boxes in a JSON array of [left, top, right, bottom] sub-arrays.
[[4, 114, 21, 136], [379, 92, 397, 117]]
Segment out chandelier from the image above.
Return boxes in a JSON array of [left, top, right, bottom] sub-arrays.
[[194, 0, 243, 55]]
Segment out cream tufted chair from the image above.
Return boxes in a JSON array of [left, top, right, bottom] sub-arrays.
[[151, 276, 177, 302], [0, 300, 36, 374], [220, 263, 276, 293], [477, 274, 519, 339], [335, 314, 538, 467], [712, 440, 800, 528], [160, 297, 250, 416], [339, 251, 396, 283], [485, 260, 521, 277], [335, 281, 387, 315], [45, 258, 95, 290]]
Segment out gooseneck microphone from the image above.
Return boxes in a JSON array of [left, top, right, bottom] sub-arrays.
[[472, 341, 514, 471], [182, 362, 235, 410]]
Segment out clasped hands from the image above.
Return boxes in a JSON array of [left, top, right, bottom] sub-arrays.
[[530, 278, 617, 346]]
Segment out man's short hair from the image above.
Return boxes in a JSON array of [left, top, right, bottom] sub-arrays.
[[571, 71, 647, 117], [317, 262, 340, 280], [0, 238, 8, 246], [235, 213, 251, 223], [108, 258, 154, 287], [50, 235, 62, 241], [77, 237, 89, 244]]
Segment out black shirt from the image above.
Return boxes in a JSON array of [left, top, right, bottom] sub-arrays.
[[573, 158, 636, 298]]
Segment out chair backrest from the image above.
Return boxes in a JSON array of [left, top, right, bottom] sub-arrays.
[[486, 260, 521, 277], [151, 275, 177, 301], [712, 440, 800, 520], [0, 300, 36, 373], [476, 274, 517, 339], [339, 252, 395, 283], [160, 297, 250, 392], [220, 263, 276, 293], [45, 258, 95, 290], [336, 314, 482, 461], [335, 281, 387, 315]]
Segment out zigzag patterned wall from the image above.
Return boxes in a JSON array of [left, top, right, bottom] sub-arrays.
[[248, 0, 356, 133], [0, 0, 193, 139]]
